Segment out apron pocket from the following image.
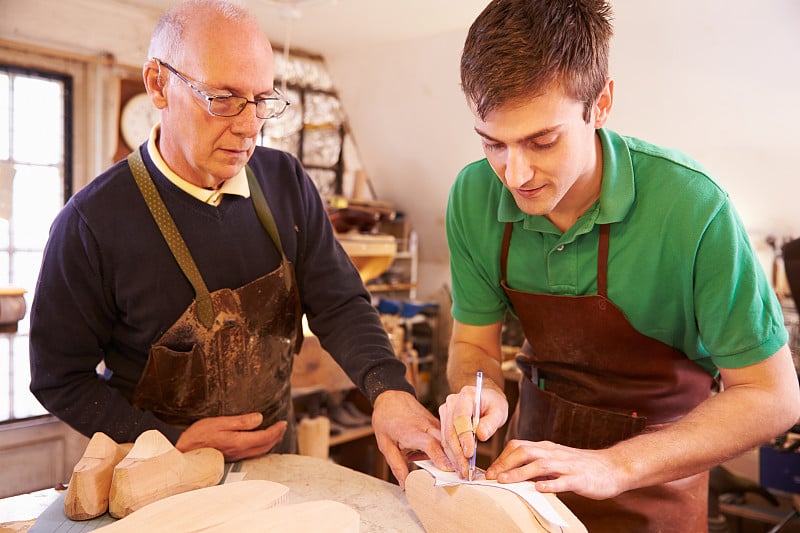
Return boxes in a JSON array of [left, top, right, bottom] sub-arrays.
[[518, 376, 646, 449], [133, 344, 209, 417]]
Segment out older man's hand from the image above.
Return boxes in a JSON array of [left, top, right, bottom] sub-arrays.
[[371, 391, 451, 489], [176, 413, 286, 462]]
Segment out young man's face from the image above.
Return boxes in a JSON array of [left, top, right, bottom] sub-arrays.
[[472, 80, 612, 229]]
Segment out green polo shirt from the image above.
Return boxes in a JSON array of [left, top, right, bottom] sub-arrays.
[[447, 128, 787, 375]]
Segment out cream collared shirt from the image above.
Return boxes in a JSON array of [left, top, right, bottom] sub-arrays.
[[146, 124, 250, 206]]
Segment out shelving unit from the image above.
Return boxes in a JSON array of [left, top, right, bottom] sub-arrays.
[[292, 227, 439, 480], [363, 230, 445, 408], [366, 230, 418, 300]]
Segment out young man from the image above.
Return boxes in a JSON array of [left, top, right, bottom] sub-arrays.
[[438, 0, 800, 530], [29, 0, 447, 488]]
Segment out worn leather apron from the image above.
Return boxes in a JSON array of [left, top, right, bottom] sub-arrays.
[[127, 149, 303, 453], [502, 223, 714, 532]]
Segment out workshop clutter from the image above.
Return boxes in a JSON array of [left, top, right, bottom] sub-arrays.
[[293, 388, 372, 432], [293, 387, 374, 460], [382, 313, 418, 394], [759, 430, 800, 494], [378, 297, 439, 405]]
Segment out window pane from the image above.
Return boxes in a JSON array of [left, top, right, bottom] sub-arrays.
[[12, 76, 63, 165], [0, 67, 69, 423], [0, 337, 9, 420], [0, 74, 8, 159], [12, 255, 40, 333], [0, 253, 8, 286], [0, 218, 7, 249], [12, 252, 41, 289], [13, 164, 61, 248], [12, 334, 46, 418]]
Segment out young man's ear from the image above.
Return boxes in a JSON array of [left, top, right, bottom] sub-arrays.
[[593, 77, 614, 128]]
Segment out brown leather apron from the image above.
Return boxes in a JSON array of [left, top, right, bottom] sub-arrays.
[[502, 223, 714, 532], [127, 149, 303, 453]]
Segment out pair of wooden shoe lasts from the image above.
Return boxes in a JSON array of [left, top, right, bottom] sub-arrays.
[[64, 429, 223, 520], [66, 431, 360, 532]]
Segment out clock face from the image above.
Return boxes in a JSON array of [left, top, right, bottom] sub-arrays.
[[120, 92, 160, 150]]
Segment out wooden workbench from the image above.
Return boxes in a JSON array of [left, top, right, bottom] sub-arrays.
[[4, 454, 424, 532]]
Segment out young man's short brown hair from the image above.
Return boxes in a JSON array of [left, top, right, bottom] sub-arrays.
[[461, 0, 613, 122]]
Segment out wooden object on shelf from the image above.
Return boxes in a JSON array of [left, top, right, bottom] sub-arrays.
[[381, 313, 405, 356], [366, 282, 418, 293], [291, 333, 355, 393], [0, 287, 27, 333], [297, 416, 331, 459], [405, 469, 586, 533], [64, 432, 133, 520], [365, 229, 418, 299], [108, 430, 224, 519], [96, 480, 289, 532], [328, 424, 374, 447], [335, 231, 397, 283], [400, 341, 420, 392]]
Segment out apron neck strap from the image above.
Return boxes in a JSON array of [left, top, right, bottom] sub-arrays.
[[127, 148, 215, 328], [246, 165, 293, 292], [500, 222, 611, 297]]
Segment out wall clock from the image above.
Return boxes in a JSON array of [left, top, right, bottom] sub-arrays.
[[120, 92, 160, 151]]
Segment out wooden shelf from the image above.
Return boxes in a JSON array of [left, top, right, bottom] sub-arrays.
[[329, 424, 374, 447], [367, 283, 418, 293]]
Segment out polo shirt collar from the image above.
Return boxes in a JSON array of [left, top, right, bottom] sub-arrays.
[[496, 127, 635, 231], [146, 124, 251, 205], [596, 128, 634, 224]]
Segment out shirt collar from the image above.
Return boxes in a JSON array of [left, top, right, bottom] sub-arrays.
[[496, 127, 635, 232], [146, 124, 251, 206]]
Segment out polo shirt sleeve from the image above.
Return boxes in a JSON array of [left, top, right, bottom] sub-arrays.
[[447, 164, 510, 326], [694, 200, 788, 368]]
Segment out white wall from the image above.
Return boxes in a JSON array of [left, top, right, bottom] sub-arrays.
[[327, 29, 478, 299], [326, 0, 800, 298], [608, 0, 800, 238], [4, 0, 799, 300]]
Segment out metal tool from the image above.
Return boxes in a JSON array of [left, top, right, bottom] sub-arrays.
[[468, 371, 483, 481]]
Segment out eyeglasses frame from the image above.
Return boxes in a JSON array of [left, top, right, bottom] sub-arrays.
[[152, 58, 290, 120]]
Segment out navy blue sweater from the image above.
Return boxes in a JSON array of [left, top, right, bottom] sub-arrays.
[[29, 145, 412, 444]]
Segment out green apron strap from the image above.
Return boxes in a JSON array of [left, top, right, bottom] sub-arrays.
[[246, 165, 293, 292], [127, 149, 215, 328]]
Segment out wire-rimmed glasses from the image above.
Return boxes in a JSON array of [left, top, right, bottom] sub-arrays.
[[153, 58, 290, 120]]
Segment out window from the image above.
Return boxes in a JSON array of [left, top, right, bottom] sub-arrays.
[[0, 65, 72, 422]]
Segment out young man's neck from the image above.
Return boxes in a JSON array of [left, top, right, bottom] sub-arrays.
[[547, 135, 604, 232]]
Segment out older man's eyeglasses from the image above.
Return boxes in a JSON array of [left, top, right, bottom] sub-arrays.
[[153, 58, 290, 120]]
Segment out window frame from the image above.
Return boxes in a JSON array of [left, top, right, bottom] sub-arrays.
[[2, 64, 74, 200], [1, 63, 73, 424]]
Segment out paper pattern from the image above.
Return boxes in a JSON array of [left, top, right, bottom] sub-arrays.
[[413, 460, 568, 528]]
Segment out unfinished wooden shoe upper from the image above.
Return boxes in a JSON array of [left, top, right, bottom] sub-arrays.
[[64, 432, 133, 520], [108, 429, 224, 519]]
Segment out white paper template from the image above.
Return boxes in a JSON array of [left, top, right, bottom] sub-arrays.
[[413, 460, 568, 528]]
